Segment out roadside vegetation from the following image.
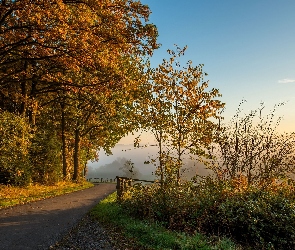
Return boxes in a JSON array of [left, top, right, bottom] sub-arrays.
[[0, 181, 93, 209], [92, 192, 237, 250], [108, 49, 295, 248], [114, 96, 295, 249], [117, 177, 295, 250]]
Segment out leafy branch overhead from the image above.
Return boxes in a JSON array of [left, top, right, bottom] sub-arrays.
[[0, 0, 158, 184]]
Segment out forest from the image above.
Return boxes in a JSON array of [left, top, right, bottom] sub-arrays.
[[1, 1, 295, 248], [0, 0, 158, 185]]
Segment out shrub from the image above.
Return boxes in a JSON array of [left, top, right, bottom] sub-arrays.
[[29, 126, 62, 184], [120, 102, 295, 249], [192, 178, 295, 249], [93, 192, 237, 250], [121, 176, 295, 249], [0, 110, 32, 186], [206, 102, 295, 186]]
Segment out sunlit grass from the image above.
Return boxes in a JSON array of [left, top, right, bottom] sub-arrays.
[[91, 192, 237, 250], [0, 181, 94, 209]]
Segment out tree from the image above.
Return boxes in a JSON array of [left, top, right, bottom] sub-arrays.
[[139, 46, 224, 183], [206, 102, 295, 186], [0, 110, 32, 185], [0, 0, 158, 118], [29, 108, 62, 184], [120, 159, 142, 179], [57, 54, 150, 181], [0, 0, 159, 184]]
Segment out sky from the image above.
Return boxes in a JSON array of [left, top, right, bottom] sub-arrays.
[[91, 0, 295, 172], [134, 0, 295, 135]]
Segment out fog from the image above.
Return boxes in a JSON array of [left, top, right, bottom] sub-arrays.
[[86, 144, 211, 181]]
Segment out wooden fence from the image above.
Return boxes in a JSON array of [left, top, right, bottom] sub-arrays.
[[88, 176, 156, 199], [115, 176, 155, 200], [87, 177, 115, 183]]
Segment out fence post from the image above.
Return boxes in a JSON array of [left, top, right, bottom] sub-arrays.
[[116, 176, 133, 200], [116, 176, 122, 200]]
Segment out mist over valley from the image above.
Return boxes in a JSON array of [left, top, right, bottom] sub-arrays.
[[86, 143, 210, 181]]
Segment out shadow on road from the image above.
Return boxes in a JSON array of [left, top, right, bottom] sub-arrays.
[[0, 183, 116, 250]]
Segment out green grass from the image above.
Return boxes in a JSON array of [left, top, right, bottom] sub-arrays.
[[91, 192, 238, 250], [0, 181, 94, 208]]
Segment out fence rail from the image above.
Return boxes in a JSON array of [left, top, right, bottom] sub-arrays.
[[87, 178, 115, 183], [88, 176, 156, 199], [115, 176, 156, 200]]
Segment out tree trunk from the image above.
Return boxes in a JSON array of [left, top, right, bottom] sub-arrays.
[[61, 102, 68, 179], [73, 128, 80, 181], [177, 139, 181, 183], [158, 131, 164, 187], [20, 61, 28, 117], [29, 79, 37, 126], [20, 81, 27, 116]]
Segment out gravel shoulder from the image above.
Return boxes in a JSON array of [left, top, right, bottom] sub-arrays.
[[50, 213, 115, 250], [0, 183, 116, 250]]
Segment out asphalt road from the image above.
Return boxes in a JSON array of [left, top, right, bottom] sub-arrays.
[[0, 183, 116, 250]]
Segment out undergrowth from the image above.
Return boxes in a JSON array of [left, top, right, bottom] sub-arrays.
[[114, 103, 295, 249], [119, 177, 295, 250], [0, 180, 94, 208], [91, 192, 237, 250]]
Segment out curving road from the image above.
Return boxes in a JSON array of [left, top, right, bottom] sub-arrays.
[[0, 183, 116, 250]]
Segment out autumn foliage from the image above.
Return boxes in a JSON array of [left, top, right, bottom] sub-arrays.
[[0, 0, 158, 184], [2, 2, 295, 249], [136, 46, 224, 183], [120, 100, 295, 249]]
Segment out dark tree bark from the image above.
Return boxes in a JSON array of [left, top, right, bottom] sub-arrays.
[[61, 101, 68, 179], [73, 127, 80, 181]]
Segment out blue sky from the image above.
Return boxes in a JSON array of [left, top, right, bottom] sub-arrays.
[[94, 0, 295, 172], [137, 0, 295, 134]]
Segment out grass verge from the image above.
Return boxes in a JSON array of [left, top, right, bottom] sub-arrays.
[[91, 192, 238, 250], [0, 181, 94, 209]]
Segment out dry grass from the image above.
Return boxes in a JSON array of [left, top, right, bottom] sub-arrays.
[[0, 181, 94, 209]]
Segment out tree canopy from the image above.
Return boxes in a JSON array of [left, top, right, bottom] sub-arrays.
[[136, 46, 225, 183], [0, 0, 158, 184]]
